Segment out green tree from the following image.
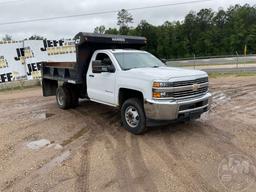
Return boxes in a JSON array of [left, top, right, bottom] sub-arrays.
[[117, 9, 134, 35], [105, 28, 119, 35], [94, 25, 106, 34], [134, 20, 158, 55], [93, 4, 256, 58]]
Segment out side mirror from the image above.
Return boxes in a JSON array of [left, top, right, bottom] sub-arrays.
[[92, 60, 103, 73], [92, 60, 115, 73], [107, 65, 115, 73]]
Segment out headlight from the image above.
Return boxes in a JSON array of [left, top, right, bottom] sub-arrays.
[[153, 81, 173, 88], [152, 81, 173, 99]]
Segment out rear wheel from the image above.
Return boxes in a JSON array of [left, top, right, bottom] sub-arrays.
[[121, 98, 147, 135], [56, 86, 72, 109]]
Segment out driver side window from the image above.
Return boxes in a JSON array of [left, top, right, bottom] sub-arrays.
[[96, 53, 113, 66]]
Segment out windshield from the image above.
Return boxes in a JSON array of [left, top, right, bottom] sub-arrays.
[[114, 52, 165, 70]]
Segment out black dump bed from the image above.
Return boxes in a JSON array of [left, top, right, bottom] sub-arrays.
[[42, 33, 146, 84], [42, 33, 146, 97]]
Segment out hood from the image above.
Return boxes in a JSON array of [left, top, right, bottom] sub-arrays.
[[124, 67, 207, 81]]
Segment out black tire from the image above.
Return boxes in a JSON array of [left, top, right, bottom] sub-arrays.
[[121, 98, 147, 135], [56, 86, 72, 109]]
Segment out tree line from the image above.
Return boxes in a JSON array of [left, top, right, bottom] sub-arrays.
[[95, 4, 256, 59], [1, 4, 255, 59]]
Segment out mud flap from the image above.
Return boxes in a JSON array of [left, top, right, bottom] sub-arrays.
[[42, 79, 58, 97]]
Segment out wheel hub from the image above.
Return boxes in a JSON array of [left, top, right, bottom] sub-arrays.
[[125, 106, 140, 128], [57, 90, 64, 106]]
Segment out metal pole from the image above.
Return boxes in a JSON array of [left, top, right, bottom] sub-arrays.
[[244, 45, 247, 72], [193, 54, 196, 69], [236, 51, 239, 69]]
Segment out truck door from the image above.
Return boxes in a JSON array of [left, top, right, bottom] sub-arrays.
[[87, 52, 116, 105]]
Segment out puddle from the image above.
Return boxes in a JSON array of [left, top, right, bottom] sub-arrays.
[[31, 110, 54, 119], [27, 139, 51, 150], [38, 151, 71, 174]]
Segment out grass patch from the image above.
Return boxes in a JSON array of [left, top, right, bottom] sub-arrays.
[[208, 71, 256, 78]]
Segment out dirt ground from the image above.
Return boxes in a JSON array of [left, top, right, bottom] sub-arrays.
[[0, 76, 256, 192]]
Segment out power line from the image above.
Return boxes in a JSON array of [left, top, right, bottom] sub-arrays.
[[0, 0, 213, 26], [0, 0, 29, 5]]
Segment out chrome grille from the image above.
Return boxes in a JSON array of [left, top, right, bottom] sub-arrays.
[[153, 77, 209, 100], [165, 87, 208, 99], [173, 77, 208, 87]]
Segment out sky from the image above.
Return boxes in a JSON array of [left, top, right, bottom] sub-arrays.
[[0, 0, 255, 40]]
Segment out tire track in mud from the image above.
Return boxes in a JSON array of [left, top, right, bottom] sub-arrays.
[[130, 136, 158, 192], [214, 101, 256, 116], [210, 84, 256, 116], [141, 135, 199, 192], [76, 147, 91, 192], [189, 122, 256, 184], [211, 85, 256, 117], [68, 109, 100, 192], [0, 99, 54, 119], [91, 109, 143, 192], [69, 108, 137, 192], [42, 176, 77, 192], [160, 127, 219, 192], [103, 131, 137, 192], [75, 104, 157, 192], [185, 121, 256, 172], [104, 126, 158, 192], [1, 150, 73, 192]]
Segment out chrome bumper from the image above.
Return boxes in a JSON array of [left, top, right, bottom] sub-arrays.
[[144, 93, 212, 120]]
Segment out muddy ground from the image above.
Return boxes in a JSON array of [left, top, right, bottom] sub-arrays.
[[0, 76, 256, 192]]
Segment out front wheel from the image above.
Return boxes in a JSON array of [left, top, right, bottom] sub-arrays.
[[121, 98, 147, 135]]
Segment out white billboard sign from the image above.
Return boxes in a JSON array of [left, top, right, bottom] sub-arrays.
[[0, 39, 76, 83]]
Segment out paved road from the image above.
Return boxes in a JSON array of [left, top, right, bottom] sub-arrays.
[[168, 55, 256, 66], [202, 67, 256, 73], [167, 58, 256, 73]]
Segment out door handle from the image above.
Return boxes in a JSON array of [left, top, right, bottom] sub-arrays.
[[89, 75, 94, 78]]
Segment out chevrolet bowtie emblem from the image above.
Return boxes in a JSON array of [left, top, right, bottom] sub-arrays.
[[192, 84, 200, 91]]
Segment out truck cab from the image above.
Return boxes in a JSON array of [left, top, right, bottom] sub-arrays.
[[42, 33, 212, 134]]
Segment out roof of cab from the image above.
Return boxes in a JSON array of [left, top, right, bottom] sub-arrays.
[[109, 49, 146, 53]]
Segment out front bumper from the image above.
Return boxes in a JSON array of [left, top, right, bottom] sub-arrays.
[[144, 93, 212, 121]]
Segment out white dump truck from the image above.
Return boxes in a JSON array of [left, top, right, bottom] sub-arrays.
[[42, 33, 212, 134]]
